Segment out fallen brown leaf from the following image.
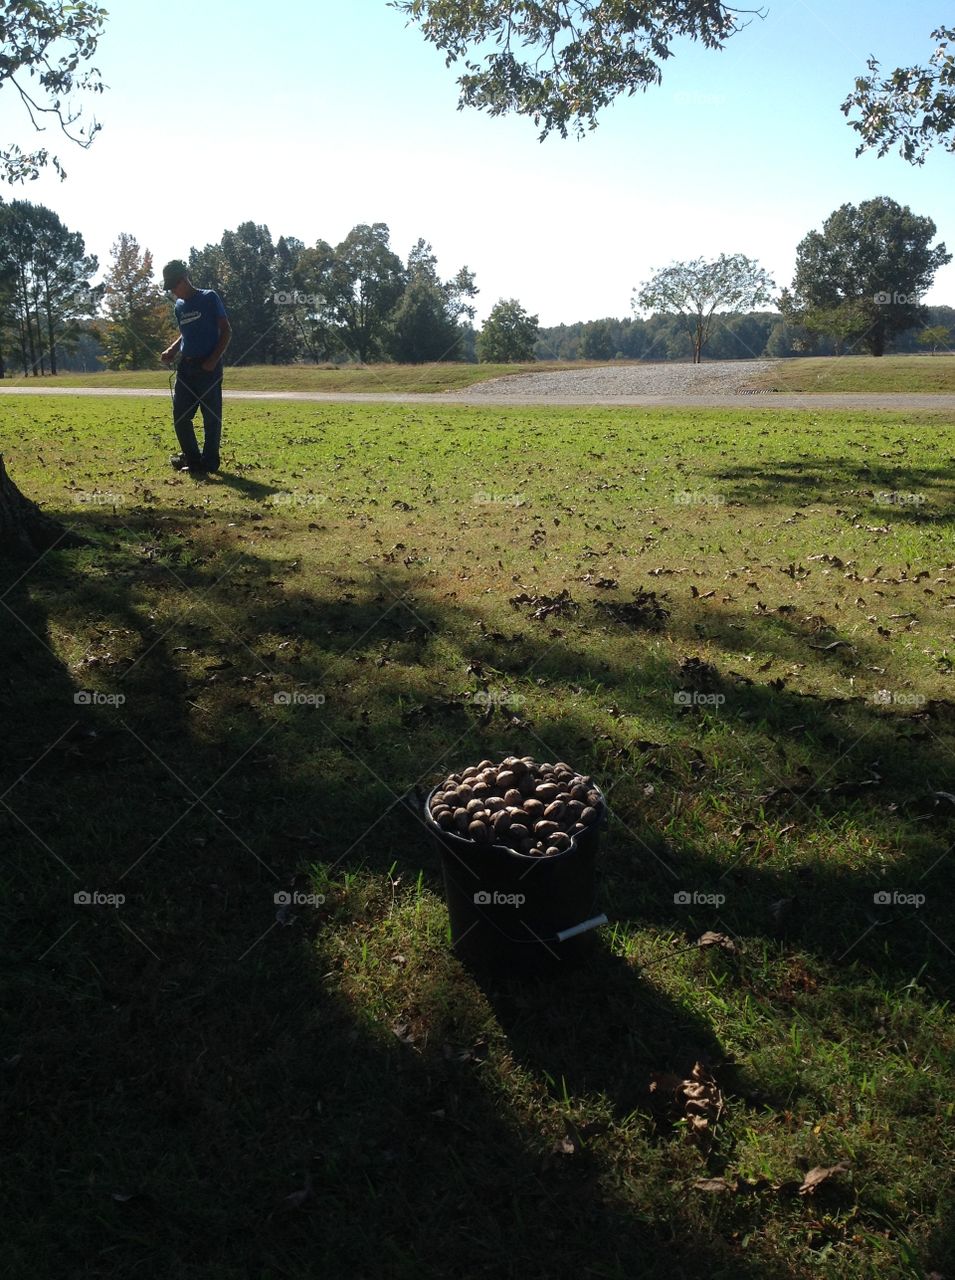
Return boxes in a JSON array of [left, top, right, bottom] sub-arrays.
[[799, 1160, 851, 1195]]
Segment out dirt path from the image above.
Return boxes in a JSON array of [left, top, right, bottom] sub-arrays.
[[2, 358, 955, 411]]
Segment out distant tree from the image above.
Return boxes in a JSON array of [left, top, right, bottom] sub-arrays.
[[918, 324, 952, 354], [478, 298, 539, 362], [634, 254, 774, 363], [393, 1, 749, 139], [291, 238, 339, 361], [842, 26, 955, 164], [0, 0, 106, 182], [188, 222, 277, 366], [270, 234, 307, 363], [0, 251, 14, 377], [579, 319, 615, 361], [0, 199, 97, 374], [387, 239, 478, 362], [295, 223, 405, 363], [99, 233, 167, 369], [787, 198, 951, 357]]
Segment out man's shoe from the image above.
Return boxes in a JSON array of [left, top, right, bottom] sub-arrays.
[[171, 453, 204, 473]]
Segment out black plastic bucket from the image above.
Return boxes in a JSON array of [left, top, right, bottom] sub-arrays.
[[424, 784, 607, 978]]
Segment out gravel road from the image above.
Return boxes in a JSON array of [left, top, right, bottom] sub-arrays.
[[459, 359, 779, 398], [2, 359, 954, 410]]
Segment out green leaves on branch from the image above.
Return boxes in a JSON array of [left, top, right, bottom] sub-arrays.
[[0, 1, 107, 181], [633, 254, 775, 363], [391, 0, 750, 139], [842, 26, 955, 165]]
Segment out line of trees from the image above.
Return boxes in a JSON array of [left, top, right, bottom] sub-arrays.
[[0, 209, 484, 373], [536, 305, 955, 363], [1, 194, 953, 375]]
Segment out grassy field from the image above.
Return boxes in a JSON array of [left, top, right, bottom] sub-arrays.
[[751, 354, 955, 394], [1, 360, 602, 394], [7, 353, 955, 396], [2, 395, 954, 1279]]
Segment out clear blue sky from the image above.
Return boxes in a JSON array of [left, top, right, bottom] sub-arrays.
[[1, 0, 952, 326]]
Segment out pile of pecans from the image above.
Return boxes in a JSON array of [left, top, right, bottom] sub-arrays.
[[427, 757, 602, 857]]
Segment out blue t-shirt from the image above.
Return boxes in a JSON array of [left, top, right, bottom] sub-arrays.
[[175, 289, 227, 358]]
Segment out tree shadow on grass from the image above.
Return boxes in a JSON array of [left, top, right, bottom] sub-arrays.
[[0, 511, 810, 1280], [1, 501, 951, 1278], [704, 455, 955, 525]]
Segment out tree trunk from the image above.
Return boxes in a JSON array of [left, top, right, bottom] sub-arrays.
[[0, 455, 88, 557]]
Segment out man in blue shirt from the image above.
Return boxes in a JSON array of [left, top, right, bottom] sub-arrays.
[[160, 260, 232, 474]]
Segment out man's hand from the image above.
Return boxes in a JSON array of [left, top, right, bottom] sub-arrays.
[[200, 356, 218, 372], [161, 349, 176, 366]]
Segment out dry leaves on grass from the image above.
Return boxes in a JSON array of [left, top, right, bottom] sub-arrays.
[[697, 931, 738, 955], [594, 588, 671, 629], [509, 588, 579, 620], [649, 1061, 724, 1146], [694, 1159, 851, 1198], [543, 1116, 610, 1167]]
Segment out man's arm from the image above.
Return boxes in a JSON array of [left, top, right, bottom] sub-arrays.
[[160, 333, 182, 364], [201, 317, 232, 371]]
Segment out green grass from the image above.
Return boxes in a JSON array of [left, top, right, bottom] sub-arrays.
[[3, 359, 617, 394], [751, 354, 955, 393], [2, 396, 954, 1279]]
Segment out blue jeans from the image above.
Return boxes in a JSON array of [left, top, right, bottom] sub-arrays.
[[173, 358, 222, 471]]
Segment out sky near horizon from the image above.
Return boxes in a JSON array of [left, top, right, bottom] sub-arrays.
[[0, 0, 953, 328]]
